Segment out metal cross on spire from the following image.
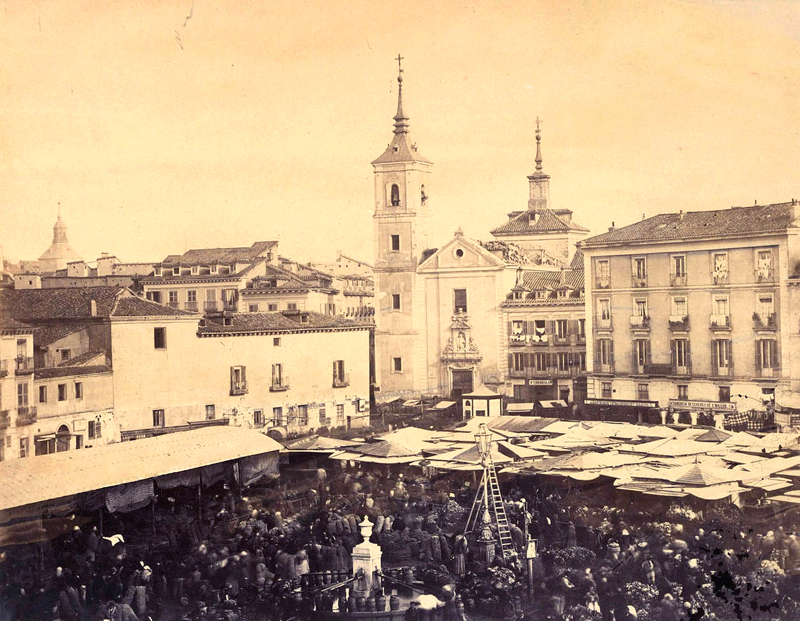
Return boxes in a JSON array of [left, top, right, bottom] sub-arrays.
[[535, 116, 544, 172], [393, 54, 409, 134], [396, 54, 404, 78]]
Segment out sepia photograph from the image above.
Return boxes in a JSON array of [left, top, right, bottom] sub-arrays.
[[3, 1, 800, 619]]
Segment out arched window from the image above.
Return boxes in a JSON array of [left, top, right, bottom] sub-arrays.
[[390, 184, 400, 207]]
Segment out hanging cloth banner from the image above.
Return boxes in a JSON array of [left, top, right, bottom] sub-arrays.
[[240, 453, 280, 487], [104, 480, 155, 513], [156, 469, 201, 490], [200, 463, 227, 488]]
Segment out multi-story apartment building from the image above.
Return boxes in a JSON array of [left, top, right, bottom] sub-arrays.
[[0, 286, 371, 449], [0, 319, 36, 460], [502, 254, 587, 404], [582, 201, 800, 421]]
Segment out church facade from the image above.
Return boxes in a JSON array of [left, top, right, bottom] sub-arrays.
[[372, 65, 589, 404]]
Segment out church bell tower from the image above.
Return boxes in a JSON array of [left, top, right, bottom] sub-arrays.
[[372, 56, 432, 397]]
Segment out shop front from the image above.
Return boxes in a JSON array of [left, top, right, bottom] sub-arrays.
[[583, 398, 659, 423], [668, 399, 737, 428]]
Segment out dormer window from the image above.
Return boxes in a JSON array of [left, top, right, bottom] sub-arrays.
[[513, 290, 523, 300], [172, 266, 180, 276], [230, 264, 237, 273], [210, 264, 218, 274], [154, 266, 162, 277], [191, 265, 199, 275], [557, 290, 567, 298], [390, 184, 400, 207]]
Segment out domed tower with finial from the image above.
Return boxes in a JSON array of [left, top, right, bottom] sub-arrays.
[[372, 56, 433, 398], [38, 206, 83, 272]]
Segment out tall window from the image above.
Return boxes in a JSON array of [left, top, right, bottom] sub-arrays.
[[391, 235, 400, 251], [713, 339, 732, 370], [271, 363, 284, 387], [512, 352, 525, 372], [392, 294, 401, 310], [756, 250, 773, 280], [598, 299, 611, 320], [58, 384, 67, 401], [88, 420, 102, 439], [17, 383, 28, 407], [637, 384, 649, 400], [556, 319, 568, 339], [272, 407, 283, 425], [632, 257, 647, 284], [230, 366, 247, 394], [336, 404, 345, 421], [393, 357, 403, 372], [758, 339, 778, 369], [74, 382, 83, 400], [596, 260, 610, 287], [578, 319, 586, 339], [601, 382, 612, 398], [254, 410, 264, 427], [168, 290, 178, 304], [534, 352, 548, 371], [558, 352, 569, 371], [673, 339, 690, 371], [153, 409, 165, 427], [206, 404, 216, 420], [758, 295, 775, 319], [154, 327, 167, 349], [390, 184, 400, 206], [634, 299, 648, 317], [298, 405, 309, 425], [671, 297, 687, 317], [672, 255, 686, 277], [39, 386, 47, 403], [19, 437, 28, 458], [713, 253, 728, 283], [714, 296, 729, 316], [333, 360, 347, 386], [598, 339, 613, 366], [454, 289, 467, 313], [187, 290, 197, 302], [634, 339, 650, 368]]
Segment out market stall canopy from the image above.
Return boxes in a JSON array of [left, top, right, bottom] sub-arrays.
[[694, 429, 733, 443], [490, 415, 555, 434], [776, 391, 800, 410], [623, 438, 724, 458], [538, 400, 568, 409], [462, 385, 501, 398], [0, 427, 282, 513], [720, 432, 762, 448], [283, 435, 360, 452], [506, 403, 535, 414], [430, 400, 457, 410]]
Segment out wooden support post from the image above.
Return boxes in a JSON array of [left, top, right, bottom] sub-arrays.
[[99, 507, 104, 538], [197, 484, 202, 521]]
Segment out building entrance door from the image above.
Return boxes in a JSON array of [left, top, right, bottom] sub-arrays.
[[451, 369, 474, 400]]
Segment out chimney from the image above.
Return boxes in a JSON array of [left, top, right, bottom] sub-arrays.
[[679, 210, 685, 221], [89, 299, 97, 317], [608, 221, 615, 232]]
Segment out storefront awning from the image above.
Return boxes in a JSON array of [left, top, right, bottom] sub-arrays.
[[539, 400, 567, 409], [584, 398, 659, 408], [506, 403, 535, 413]]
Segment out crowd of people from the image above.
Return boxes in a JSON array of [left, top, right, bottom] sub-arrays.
[[2, 459, 800, 620]]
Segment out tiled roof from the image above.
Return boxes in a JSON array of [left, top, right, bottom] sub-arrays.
[[161, 241, 277, 265], [479, 240, 531, 265], [569, 249, 585, 270], [111, 296, 196, 317], [491, 208, 589, 236], [34, 365, 112, 380], [58, 350, 107, 367], [502, 269, 585, 306], [34, 323, 89, 348], [197, 311, 369, 335], [582, 201, 798, 247], [0, 317, 34, 331], [371, 132, 432, 166], [420, 248, 438, 264], [0, 287, 124, 322]]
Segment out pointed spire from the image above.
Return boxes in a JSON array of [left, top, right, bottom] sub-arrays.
[[393, 54, 409, 134], [535, 117, 543, 172]]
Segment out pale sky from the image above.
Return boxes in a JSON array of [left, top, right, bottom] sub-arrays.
[[2, 0, 800, 265]]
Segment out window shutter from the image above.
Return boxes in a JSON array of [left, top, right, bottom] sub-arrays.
[[670, 340, 677, 373], [333, 361, 338, 382], [728, 340, 734, 370], [525, 353, 532, 369], [508, 353, 513, 373], [609, 340, 615, 365], [632, 342, 638, 368], [523, 321, 529, 336], [755, 340, 762, 370], [230, 366, 236, 390], [711, 341, 718, 375], [96, 420, 102, 438], [645, 340, 651, 365], [631, 258, 637, 282], [507, 321, 513, 336], [594, 340, 601, 365], [772, 341, 780, 370], [546, 321, 554, 336], [686, 341, 691, 372], [242, 366, 247, 386], [567, 319, 577, 335]]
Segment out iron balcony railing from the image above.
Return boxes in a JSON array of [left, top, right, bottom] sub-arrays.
[[0, 410, 10, 429], [17, 406, 37, 426], [333, 373, 350, 388], [710, 314, 731, 330], [230, 381, 248, 396], [15, 356, 34, 373], [270, 376, 291, 392]]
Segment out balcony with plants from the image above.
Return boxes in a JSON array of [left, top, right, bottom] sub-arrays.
[[753, 312, 777, 331]]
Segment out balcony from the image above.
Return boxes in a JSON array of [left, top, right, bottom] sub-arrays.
[[230, 381, 248, 396], [333, 373, 350, 388], [204, 301, 219, 312], [270, 376, 291, 392], [595, 315, 613, 330], [595, 363, 614, 375], [629, 315, 650, 329], [644, 363, 673, 376], [0, 360, 7, 377], [0, 410, 9, 429], [15, 356, 34, 373], [668, 315, 690, 331], [552, 334, 571, 344], [509, 335, 527, 347], [16, 406, 37, 426], [755, 268, 774, 284], [753, 313, 777, 331], [670, 274, 687, 287], [185, 301, 199, 311], [713, 272, 729, 285], [632, 276, 647, 288], [595, 278, 611, 290], [710, 315, 731, 330]]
